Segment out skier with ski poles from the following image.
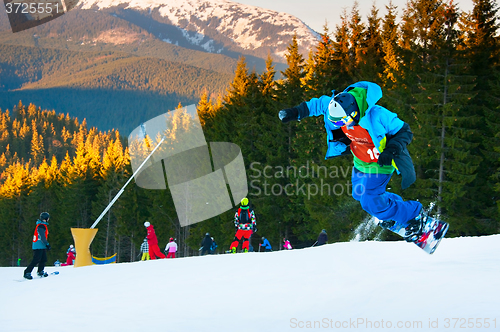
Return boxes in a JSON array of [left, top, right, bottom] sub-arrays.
[[278, 81, 433, 244]]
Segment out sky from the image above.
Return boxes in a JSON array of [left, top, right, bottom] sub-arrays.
[[1, 233, 498, 332], [234, 0, 476, 33]]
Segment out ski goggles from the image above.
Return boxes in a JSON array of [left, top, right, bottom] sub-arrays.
[[328, 111, 357, 127]]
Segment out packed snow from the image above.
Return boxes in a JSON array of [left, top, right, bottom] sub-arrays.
[[1, 235, 499, 332]]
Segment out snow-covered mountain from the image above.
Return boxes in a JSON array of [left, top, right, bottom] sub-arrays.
[[76, 0, 320, 62]]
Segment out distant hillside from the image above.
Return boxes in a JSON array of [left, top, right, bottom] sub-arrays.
[[0, 0, 298, 73], [0, 10, 242, 75], [0, 0, 319, 133], [0, 44, 233, 133]]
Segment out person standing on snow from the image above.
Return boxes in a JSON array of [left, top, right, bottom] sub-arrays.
[[200, 233, 213, 256], [316, 230, 328, 246], [165, 238, 177, 258], [144, 221, 165, 259], [279, 81, 424, 242], [140, 238, 149, 261], [23, 212, 51, 279], [229, 198, 256, 253]]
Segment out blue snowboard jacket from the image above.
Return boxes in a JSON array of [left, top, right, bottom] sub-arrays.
[[303, 81, 416, 189]]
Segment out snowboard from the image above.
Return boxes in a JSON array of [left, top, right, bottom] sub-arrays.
[[381, 215, 449, 254], [16, 271, 59, 282]]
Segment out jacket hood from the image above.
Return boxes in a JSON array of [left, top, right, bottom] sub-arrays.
[[345, 81, 383, 118]]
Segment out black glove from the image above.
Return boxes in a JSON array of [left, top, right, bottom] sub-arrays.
[[279, 108, 299, 123], [278, 102, 310, 123], [378, 123, 413, 167], [377, 146, 398, 166], [46, 244, 51, 250]]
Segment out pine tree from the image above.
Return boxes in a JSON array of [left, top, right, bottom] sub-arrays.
[[362, 3, 384, 83], [461, 0, 500, 231], [332, 9, 352, 87], [348, 1, 366, 81], [405, 0, 480, 234], [30, 120, 44, 165], [303, 26, 337, 97], [380, 1, 402, 89]]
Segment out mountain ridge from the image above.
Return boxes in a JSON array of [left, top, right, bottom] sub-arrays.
[[77, 0, 320, 61]]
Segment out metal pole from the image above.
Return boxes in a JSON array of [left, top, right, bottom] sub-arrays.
[[90, 137, 165, 229]]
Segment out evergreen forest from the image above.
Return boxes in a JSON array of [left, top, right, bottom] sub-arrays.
[[0, 0, 499, 266]]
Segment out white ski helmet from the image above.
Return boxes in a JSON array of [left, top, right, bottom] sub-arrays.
[[328, 92, 359, 126], [144, 221, 150, 227]]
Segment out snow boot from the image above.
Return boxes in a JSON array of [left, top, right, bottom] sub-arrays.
[[403, 210, 428, 242], [23, 273, 33, 280], [37, 271, 48, 278]]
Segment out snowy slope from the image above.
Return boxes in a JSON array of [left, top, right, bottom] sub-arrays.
[[77, 0, 319, 60], [1, 235, 499, 332]]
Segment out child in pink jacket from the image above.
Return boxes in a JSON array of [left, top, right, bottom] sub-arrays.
[[165, 238, 177, 258]]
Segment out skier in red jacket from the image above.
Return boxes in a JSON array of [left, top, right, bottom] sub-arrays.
[[144, 221, 165, 259]]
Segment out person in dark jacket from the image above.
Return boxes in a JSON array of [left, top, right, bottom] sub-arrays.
[[200, 233, 213, 256], [24, 212, 51, 279], [279, 81, 425, 242], [317, 230, 328, 246]]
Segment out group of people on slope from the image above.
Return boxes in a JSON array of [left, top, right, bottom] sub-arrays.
[[140, 221, 177, 260], [228, 197, 330, 252]]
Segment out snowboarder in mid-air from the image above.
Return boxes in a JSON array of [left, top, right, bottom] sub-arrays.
[[279, 81, 448, 253], [24, 212, 51, 279]]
